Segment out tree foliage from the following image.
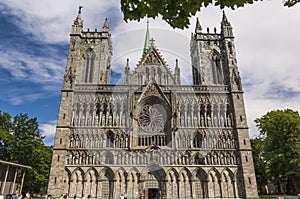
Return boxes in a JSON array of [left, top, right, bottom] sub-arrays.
[[253, 109, 300, 194], [121, 0, 299, 29], [250, 137, 268, 194], [0, 111, 52, 194]]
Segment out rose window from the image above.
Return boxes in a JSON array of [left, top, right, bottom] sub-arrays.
[[138, 104, 166, 132]]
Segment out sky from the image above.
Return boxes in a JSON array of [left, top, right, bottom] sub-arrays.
[[0, 1, 299, 146]]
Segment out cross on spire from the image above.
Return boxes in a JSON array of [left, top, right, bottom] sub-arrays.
[[150, 38, 155, 46]]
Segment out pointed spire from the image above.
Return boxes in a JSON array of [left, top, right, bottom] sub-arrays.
[[175, 59, 179, 70], [74, 6, 83, 22], [124, 58, 130, 84], [221, 10, 231, 26], [72, 6, 83, 34], [195, 17, 202, 34], [175, 59, 181, 84], [142, 19, 151, 57], [125, 58, 130, 71], [221, 10, 233, 37], [102, 18, 109, 32]]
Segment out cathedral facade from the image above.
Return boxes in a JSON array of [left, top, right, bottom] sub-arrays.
[[48, 9, 259, 199]]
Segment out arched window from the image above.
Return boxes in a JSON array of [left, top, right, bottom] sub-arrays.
[[193, 131, 202, 148], [105, 152, 114, 164], [211, 50, 224, 85], [106, 131, 114, 148], [194, 153, 205, 165], [84, 48, 96, 83]]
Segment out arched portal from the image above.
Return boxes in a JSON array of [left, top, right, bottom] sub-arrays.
[[194, 168, 208, 199], [140, 164, 166, 199], [98, 167, 114, 199]]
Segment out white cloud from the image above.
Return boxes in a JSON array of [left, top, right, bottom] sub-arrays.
[[0, 48, 65, 84], [40, 120, 57, 146], [40, 120, 57, 137], [1, 0, 120, 43], [9, 93, 44, 105]]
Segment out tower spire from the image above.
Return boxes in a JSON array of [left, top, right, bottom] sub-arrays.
[[142, 19, 150, 57], [195, 17, 202, 33], [221, 11, 233, 37], [102, 18, 109, 32], [221, 10, 231, 26], [71, 6, 83, 34]]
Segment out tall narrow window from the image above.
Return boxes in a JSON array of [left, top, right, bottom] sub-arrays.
[[211, 50, 224, 85], [106, 131, 114, 148], [85, 48, 96, 83]]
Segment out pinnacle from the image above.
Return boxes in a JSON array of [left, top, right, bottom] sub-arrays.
[[221, 10, 231, 26], [125, 58, 130, 69], [102, 18, 109, 32], [195, 17, 202, 33], [175, 59, 179, 70]]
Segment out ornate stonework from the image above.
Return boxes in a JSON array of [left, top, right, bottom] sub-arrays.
[[47, 10, 258, 199]]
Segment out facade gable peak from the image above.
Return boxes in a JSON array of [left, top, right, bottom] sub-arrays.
[[139, 41, 167, 66], [137, 81, 170, 106]]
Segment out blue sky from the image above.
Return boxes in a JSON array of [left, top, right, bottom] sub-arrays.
[[0, 1, 299, 145]]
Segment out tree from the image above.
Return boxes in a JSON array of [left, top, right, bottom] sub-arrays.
[[254, 109, 300, 194], [121, 0, 300, 29], [250, 137, 268, 194], [0, 111, 53, 194]]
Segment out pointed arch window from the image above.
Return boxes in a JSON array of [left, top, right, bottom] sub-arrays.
[[211, 51, 224, 85], [106, 131, 114, 148], [193, 131, 203, 148], [84, 48, 96, 83]]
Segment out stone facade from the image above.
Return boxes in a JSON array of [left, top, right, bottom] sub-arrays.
[[47, 9, 259, 199]]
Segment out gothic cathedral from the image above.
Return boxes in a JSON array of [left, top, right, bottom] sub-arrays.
[[48, 8, 259, 199]]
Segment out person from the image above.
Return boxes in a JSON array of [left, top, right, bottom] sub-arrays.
[[17, 193, 23, 199], [11, 193, 18, 199], [87, 195, 91, 199], [139, 193, 144, 199], [123, 192, 127, 199], [119, 194, 124, 199]]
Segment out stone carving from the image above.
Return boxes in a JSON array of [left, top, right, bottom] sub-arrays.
[[138, 104, 166, 133]]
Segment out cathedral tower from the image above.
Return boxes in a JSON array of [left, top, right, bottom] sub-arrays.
[[190, 12, 258, 198], [48, 8, 258, 199]]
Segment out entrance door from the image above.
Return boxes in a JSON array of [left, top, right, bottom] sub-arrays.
[[148, 188, 159, 199]]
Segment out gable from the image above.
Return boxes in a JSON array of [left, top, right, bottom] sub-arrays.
[[137, 81, 170, 106]]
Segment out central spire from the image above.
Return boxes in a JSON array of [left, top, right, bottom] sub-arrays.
[[142, 19, 150, 57]]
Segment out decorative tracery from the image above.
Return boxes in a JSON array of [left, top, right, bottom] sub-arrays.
[[138, 104, 166, 132]]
